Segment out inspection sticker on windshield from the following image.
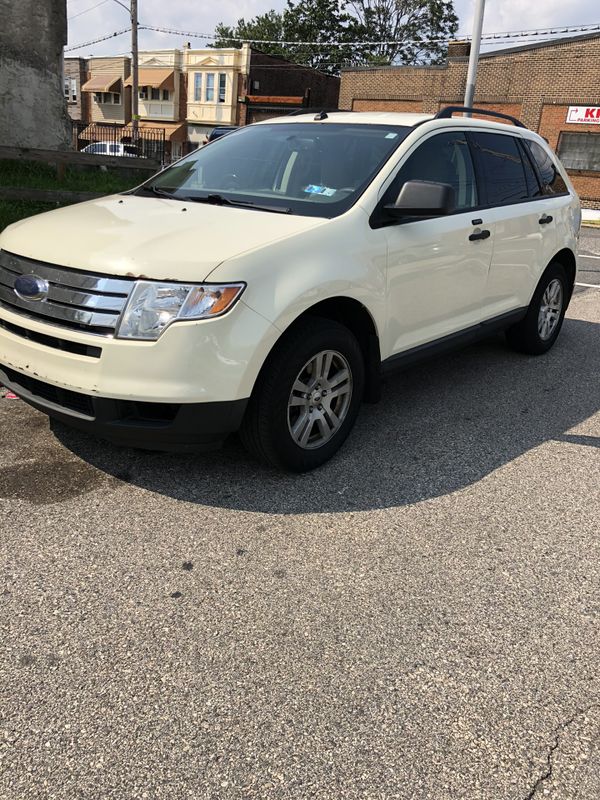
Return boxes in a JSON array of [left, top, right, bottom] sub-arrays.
[[385, 133, 398, 139], [304, 185, 336, 197]]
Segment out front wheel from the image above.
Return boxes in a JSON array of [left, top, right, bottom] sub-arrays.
[[240, 318, 365, 471], [505, 262, 569, 355]]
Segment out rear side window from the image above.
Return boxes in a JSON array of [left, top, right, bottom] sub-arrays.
[[527, 140, 569, 194], [386, 131, 478, 211], [518, 141, 543, 198], [469, 132, 529, 206]]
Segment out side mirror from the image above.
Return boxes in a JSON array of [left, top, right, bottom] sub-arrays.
[[385, 180, 455, 218]]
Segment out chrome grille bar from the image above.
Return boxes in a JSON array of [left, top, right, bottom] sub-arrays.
[[0, 250, 135, 335]]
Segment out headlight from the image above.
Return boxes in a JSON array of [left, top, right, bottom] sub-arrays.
[[116, 281, 245, 340]]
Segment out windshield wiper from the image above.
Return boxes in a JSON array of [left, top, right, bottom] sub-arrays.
[[139, 185, 180, 199], [182, 193, 293, 214]]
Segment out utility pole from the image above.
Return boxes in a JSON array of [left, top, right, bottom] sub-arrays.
[[130, 0, 139, 138], [463, 0, 485, 113]]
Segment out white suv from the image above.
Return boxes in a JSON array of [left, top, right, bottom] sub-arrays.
[[0, 108, 580, 471]]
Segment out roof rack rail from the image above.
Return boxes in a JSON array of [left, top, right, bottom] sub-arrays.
[[286, 108, 350, 117], [434, 106, 527, 129]]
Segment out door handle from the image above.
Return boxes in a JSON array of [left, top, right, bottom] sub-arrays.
[[469, 229, 491, 241], [539, 214, 553, 225]]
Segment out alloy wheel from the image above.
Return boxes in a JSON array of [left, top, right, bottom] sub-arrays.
[[287, 350, 353, 449]]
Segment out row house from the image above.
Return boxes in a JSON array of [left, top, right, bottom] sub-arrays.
[[184, 44, 251, 146], [64, 46, 340, 160]]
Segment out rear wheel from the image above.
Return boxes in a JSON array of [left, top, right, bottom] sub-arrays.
[[240, 318, 365, 471], [505, 262, 569, 355]]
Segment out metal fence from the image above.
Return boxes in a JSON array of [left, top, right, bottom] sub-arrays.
[[72, 121, 167, 164]]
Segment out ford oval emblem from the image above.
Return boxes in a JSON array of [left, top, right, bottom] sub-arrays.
[[14, 274, 49, 302]]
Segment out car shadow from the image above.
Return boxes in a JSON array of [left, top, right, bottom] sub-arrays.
[[52, 317, 600, 514]]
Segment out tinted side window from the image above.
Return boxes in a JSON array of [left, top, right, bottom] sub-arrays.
[[518, 141, 543, 198], [470, 132, 529, 206], [386, 131, 478, 211], [526, 140, 568, 194]]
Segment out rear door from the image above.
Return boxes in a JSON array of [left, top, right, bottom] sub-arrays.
[[469, 130, 559, 316]]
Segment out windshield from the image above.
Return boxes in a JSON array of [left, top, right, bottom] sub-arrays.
[[136, 122, 412, 217]]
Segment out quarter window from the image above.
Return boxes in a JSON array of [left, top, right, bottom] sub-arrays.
[[386, 131, 478, 212], [206, 73, 215, 102], [470, 132, 529, 206], [518, 141, 543, 198]]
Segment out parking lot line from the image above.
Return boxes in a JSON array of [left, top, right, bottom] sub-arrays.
[[579, 254, 600, 260], [575, 282, 600, 288]]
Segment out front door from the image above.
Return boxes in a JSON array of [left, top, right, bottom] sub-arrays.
[[377, 130, 494, 358]]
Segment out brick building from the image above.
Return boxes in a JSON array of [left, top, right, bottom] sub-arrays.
[[241, 51, 340, 124], [63, 57, 89, 122], [340, 32, 600, 208]]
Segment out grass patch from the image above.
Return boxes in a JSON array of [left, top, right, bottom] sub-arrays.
[[0, 159, 138, 194]]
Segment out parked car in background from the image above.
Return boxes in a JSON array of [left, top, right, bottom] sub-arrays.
[[82, 142, 142, 158], [204, 126, 238, 145], [0, 108, 580, 471]]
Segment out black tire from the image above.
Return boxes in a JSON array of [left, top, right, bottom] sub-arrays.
[[505, 262, 570, 355], [240, 317, 365, 472]]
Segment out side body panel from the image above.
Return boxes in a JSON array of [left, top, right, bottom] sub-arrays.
[[382, 213, 494, 355]]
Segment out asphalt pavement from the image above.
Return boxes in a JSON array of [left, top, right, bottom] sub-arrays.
[[577, 225, 600, 286], [0, 253, 599, 799]]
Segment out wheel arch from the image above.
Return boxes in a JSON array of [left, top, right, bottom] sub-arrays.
[[255, 296, 382, 404], [550, 248, 577, 298]]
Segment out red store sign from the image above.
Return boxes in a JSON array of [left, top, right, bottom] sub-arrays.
[[567, 106, 600, 124]]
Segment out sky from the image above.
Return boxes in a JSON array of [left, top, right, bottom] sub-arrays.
[[65, 0, 600, 58]]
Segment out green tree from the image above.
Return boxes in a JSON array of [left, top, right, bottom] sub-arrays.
[[213, 0, 459, 72], [213, 10, 286, 58], [347, 0, 458, 64]]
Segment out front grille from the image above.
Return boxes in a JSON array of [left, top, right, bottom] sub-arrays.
[[0, 317, 102, 358], [1, 365, 94, 417], [0, 250, 134, 336]]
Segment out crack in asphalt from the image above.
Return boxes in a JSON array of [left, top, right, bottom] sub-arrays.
[[523, 705, 600, 800]]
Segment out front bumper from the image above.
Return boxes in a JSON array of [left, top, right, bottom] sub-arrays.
[[0, 363, 247, 451], [0, 299, 280, 404]]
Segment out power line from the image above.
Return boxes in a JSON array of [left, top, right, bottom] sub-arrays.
[[65, 27, 131, 51], [139, 21, 600, 48], [68, 0, 110, 21], [65, 21, 600, 55]]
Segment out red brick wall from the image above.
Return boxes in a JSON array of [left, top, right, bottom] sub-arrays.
[[352, 99, 423, 112], [339, 34, 600, 204], [539, 104, 600, 206]]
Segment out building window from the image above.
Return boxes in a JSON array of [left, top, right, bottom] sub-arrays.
[[218, 73, 226, 103], [95, 92, 121, 105], [151, 87, 160, 101], [162, 89, 170, 101], [206, 73, 214, 102], [556, 132, 600, 173], [193, 73, 202, 102], [64, 78, 77, 102]]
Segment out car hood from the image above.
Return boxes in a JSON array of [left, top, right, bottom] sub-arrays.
[[0, 194, 325, 281]]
